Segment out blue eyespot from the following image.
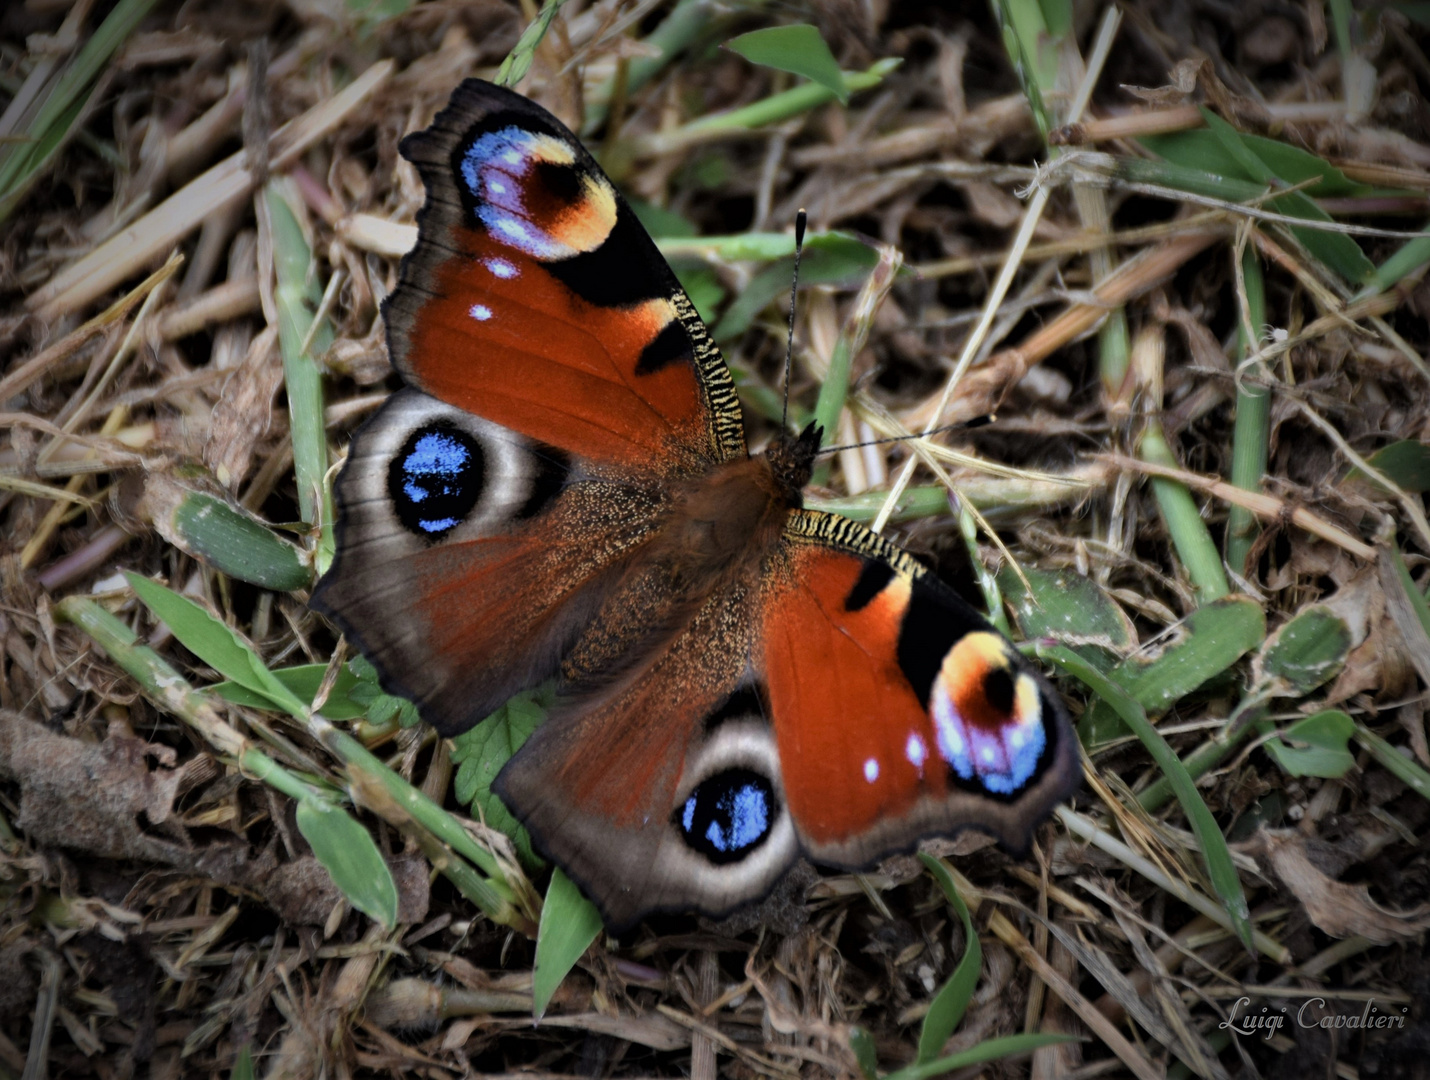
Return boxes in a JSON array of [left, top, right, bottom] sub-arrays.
[[387, 423, 484, 538], [675, 768, 777, 865]]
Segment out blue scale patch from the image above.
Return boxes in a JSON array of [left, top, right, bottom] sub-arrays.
[[675, 768, 777, 865], [460, 127, 569, 260], [386, 422, 485, 539], [932, 680, 1045, 796]]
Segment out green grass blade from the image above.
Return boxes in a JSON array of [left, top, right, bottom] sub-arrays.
[[54, 593, 398, 930], [1040, 644, 1254, 951], [1353, 724, 1430, 802], [583, 0, 729, 134], [0, 89, 92, 225], [640, 58, 900, 155], [532, 868, 603, 1020], [811, 245, 901, 483], [0, 0, 159, 216], [883, 1033, 1078, 1080], [713, 240, 879, 343], [1225, 245, 1268, 572], [1358, 220, 1430, 298], [809, 487, 951, 524], [916, 854, 981, 1062], [1387, 544, 1430, 640], [1080, 596, 1265, 747], [1139, 423, 1230, 602], [266, 183, 333, 564], [213, 662, 363, 720], [230, 1045, 254, 1080], [125, 573, 308, 718]]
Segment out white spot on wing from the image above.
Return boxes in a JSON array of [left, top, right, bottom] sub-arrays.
[[905, 733, 927, 768], [469, 304, 492, 321], [863, 758, 879, 783], [485, 258, 517, 279]]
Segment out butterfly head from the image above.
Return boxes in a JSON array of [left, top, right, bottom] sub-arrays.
[[764, 422, 823, 501]]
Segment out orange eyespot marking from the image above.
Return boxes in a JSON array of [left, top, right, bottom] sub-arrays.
[[930, 631, 1045, 796], [546, 173, 618, 254], [937, 632, 1014, 727]]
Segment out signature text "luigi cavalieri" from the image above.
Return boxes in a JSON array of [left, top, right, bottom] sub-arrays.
[[1220, 996, 1407, 1040]]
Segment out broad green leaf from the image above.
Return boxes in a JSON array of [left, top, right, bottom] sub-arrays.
[[849, 1027, 880, 1079], [169, 492, 310, 591], [1042, 643, 1253, 951], [1256, 605, 1351, 696], [1345, 440, 1430, 494], [726, 25, 848, 103], [294, 796, 398, 930], [1265, 709, 1356, 778], [1080, 596, 1265, 747], [451, 690, 550, 868], [998, 565, 1135, 663], [1387, 544, 1430, 645], [532, 867, 603, 1020], [345, 656, 421, 728], [1140, 118, 1376, 284], [126, 574, 307, 718], [916, 855, 981, 1062]]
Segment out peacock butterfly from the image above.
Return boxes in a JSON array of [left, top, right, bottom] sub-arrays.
[[311, 80, 1080, 931]]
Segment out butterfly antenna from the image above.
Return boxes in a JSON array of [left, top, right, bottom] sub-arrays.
[[814, 416, 993, 457], [781, 208, 807, 433]]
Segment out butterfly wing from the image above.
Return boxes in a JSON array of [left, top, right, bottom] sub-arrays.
[[759, 510, 1080, 864], [493, 580, 801, 932], [313, 80, 745, 734], [385, 79, 744, 470]]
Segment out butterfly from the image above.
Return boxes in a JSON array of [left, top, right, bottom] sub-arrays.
[[311, 79, 1080, 932]]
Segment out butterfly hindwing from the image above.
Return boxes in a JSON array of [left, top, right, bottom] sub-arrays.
[[493, 581, 800, 932], [760, 511, 1080, 865]]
